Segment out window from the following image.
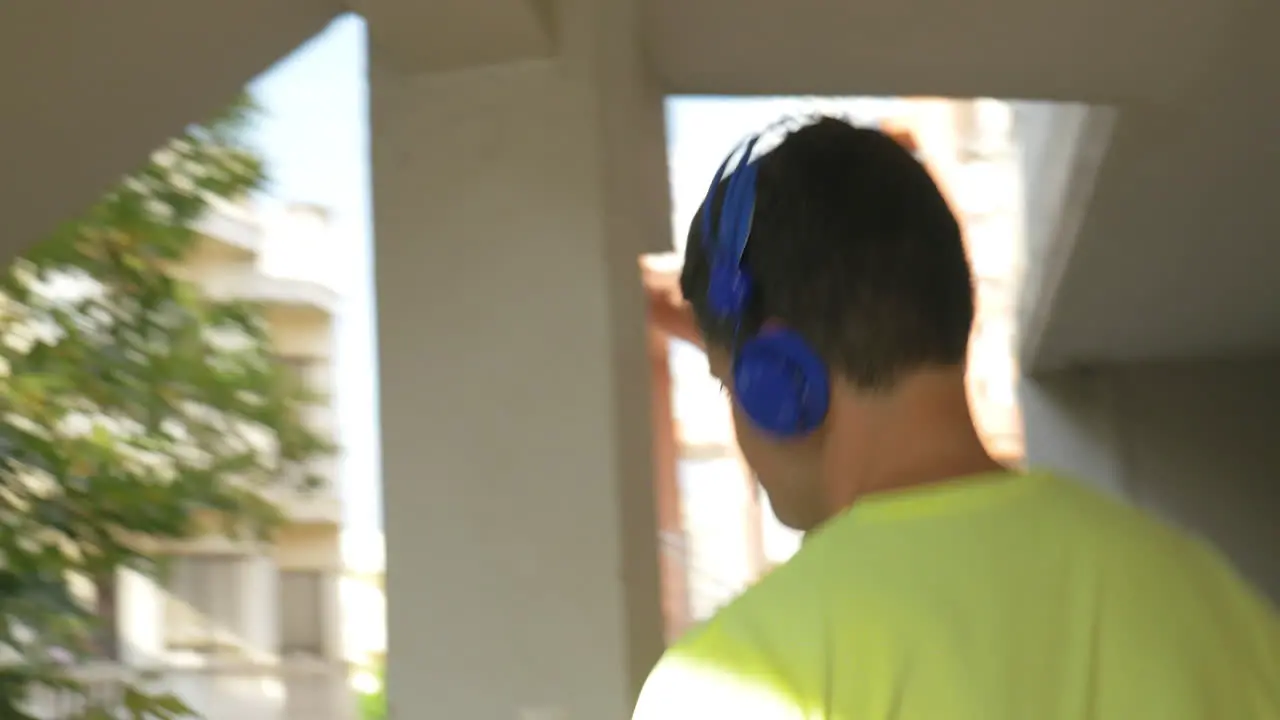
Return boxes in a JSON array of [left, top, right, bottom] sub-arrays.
[[88, 573, 121, 660], [274, 355, 316, 388], [163, 555, 248, 654], [676, 458, 755, 620], [958, 98, 1013, 160], [757, 484, 803, 566], [966, 214, 1019, 285], [969, 318, 1017, 409], [279, 570, 326, 656]]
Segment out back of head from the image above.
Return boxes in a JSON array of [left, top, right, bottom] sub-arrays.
[[681, 117, 983, 529], [681, 116, 973, 390]]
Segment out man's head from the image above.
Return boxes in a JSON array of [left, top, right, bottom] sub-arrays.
[[681, 117, 979, 530]]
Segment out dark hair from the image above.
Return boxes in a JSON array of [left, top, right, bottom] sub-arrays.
[[680, 117, 973, 390]]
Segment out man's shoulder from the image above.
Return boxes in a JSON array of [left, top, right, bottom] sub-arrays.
[[672, 561, 809, 657], [632, 561, 823, 719], [633, 596, 804, 719], [702, 549, 829, 646]]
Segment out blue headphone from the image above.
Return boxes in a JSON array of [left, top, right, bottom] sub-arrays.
[[701, 134, 831, 438]]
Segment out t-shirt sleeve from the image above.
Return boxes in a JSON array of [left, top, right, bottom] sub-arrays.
[[632, 623, 804, 720]]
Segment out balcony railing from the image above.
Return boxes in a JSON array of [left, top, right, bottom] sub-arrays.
[[25, 658, 356, 720], [197, 268, 339, 316], [195, 202, 266, 258], [659, 530, 751, 623]]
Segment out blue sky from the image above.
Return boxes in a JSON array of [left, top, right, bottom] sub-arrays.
[[246, 15, 898, 532], [248, 15, 378, 530]]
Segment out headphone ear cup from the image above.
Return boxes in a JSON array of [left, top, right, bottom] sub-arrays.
[[732, 329, 831, 437]]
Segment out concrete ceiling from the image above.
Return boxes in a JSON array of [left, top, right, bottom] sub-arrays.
[[0, 1, 342, 261], [643, 0, 1228, 103], [1023, 3, 1280, 370], [0, 0, 559, 257], [645, 0, 1279, 370], [3, 0, 1278, 370], [359, 0, 554, 74]]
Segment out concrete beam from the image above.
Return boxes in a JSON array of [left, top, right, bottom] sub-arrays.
[[361, 0, 555, 75], [645, 0, 1232, 101], [371, 0, 669, 713]]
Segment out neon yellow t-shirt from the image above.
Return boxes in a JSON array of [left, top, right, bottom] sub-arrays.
[[633, 472, 1280, 719]]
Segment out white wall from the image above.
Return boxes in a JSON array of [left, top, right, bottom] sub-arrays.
[[1021, 357, 1280, 600]]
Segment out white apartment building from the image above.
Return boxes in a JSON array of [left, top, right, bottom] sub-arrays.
[[31, 202, 354, 720]]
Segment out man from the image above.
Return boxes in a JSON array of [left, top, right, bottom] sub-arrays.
[[632, 117, 1279, 719]]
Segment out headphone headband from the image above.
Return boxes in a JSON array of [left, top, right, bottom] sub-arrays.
[[700, 135, 761, 328], [698, 124, 832, 438], [701, 135, 760, 272]]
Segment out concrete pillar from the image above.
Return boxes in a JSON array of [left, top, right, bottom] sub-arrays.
[[370, 0, 670, 716], [1021, 359, 1280, 601]]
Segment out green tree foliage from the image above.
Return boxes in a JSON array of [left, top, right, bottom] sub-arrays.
[[0, 96, 333, 718], [357, 660, 386, 720]]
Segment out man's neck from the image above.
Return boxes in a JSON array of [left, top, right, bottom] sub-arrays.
[[818, 368, 1005, 514]]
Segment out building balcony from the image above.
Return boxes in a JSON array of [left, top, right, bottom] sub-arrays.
[[39, 555, 357, 719], [199, 268, 340, 319], [195, 201, 266, 261], [279, 405, 343, 525], [25, 658, 356, 720], [267, 457, 344, 526]]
